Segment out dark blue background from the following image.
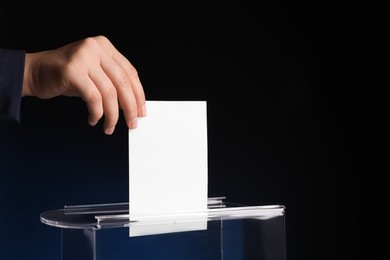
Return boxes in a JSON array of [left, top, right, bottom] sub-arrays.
[[1, 1, 371, 259]]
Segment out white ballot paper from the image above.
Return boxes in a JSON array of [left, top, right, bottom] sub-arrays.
[[128, 100, 208, 237]]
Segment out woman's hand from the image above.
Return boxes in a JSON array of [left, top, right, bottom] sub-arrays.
[[23, 35, 146, 135]]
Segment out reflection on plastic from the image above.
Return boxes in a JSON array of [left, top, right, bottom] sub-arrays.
[[129, 214, 207, 237]]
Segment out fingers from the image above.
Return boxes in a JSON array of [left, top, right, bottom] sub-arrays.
[[71, 75, 104, 128], [89, 66, 120, 135], [100, 56, 139, 129], [69, 35, 146, 135], [111, 51, 147, 117], [95, 35, 147, 118]]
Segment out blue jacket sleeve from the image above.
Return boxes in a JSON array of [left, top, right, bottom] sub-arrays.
[[0, 48, 25, 123]]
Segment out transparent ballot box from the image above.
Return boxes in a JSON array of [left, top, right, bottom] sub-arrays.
[[40, 197, 286, 260]]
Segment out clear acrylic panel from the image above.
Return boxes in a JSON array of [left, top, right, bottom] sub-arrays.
[[40, 197, 286, 260]]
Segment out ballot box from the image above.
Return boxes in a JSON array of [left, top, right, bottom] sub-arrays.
[[40, 197, 286, 260]]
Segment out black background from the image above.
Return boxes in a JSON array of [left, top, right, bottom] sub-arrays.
[[1, 1, 373, 259]]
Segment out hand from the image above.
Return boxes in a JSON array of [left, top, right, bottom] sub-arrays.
[[22, 35, 146, 135]]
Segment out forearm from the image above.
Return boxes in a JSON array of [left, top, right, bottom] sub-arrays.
[[0, 48, 25, 123]]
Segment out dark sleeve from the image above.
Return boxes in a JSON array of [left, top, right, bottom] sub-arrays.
[[0, 48, 25, 124]]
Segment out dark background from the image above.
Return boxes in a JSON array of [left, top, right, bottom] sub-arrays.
[[1, 1, 372, 259]]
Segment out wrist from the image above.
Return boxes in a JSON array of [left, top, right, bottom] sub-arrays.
[[22, 53, 33, 97]]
